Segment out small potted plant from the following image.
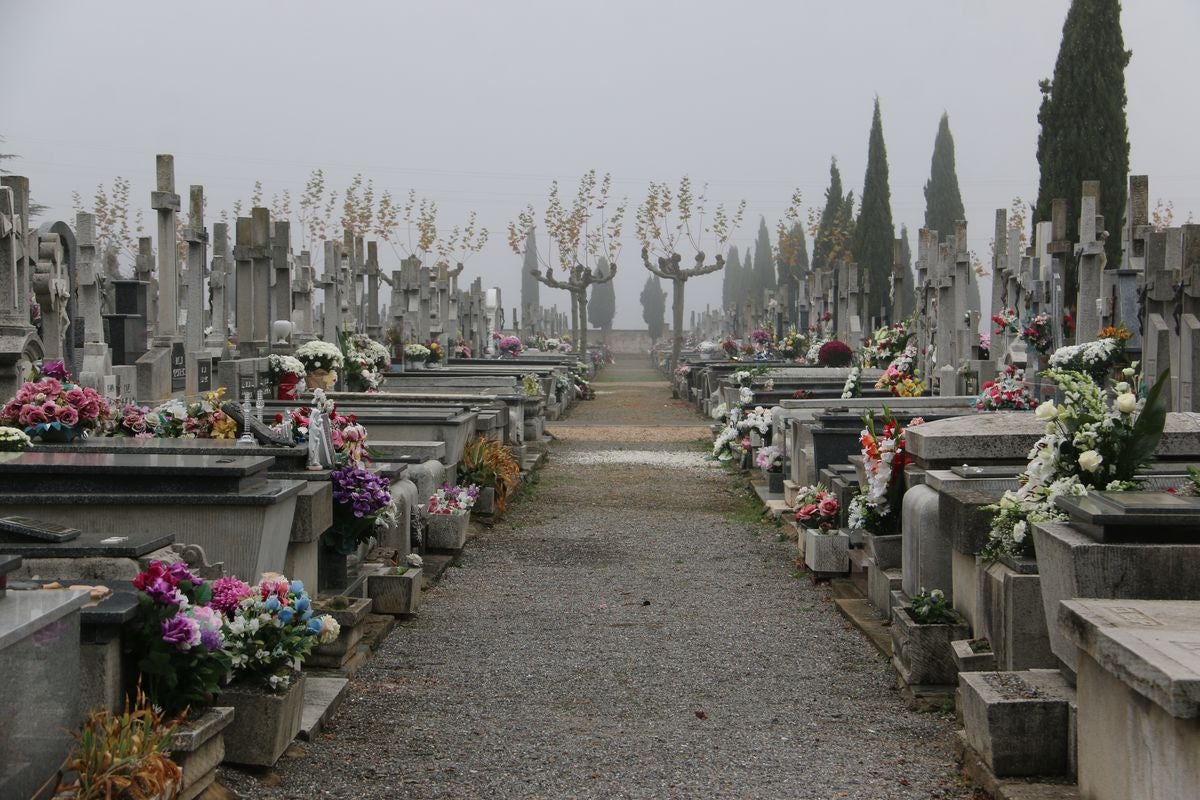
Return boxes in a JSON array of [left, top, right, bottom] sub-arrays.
[[403, 342, 431, 370], [0, 426, 32, 451], [497, 335, 523, 359], [124, 560, 233, 799], [267, 353, 305, 400], [425, 482, 479, 549], [295, 340, 345, 390], [425, 339, 445, 367], [340, 332, 390, 391], [307, 593, 376, 669], [216, 574, 339, 767], [366, 552, 425, 615], [457, 436, 520, 517], [53, 688, 181, 800], [890, 588, 970, 687], [795, 486, 846, 572], [321, 463, 397, 590], [755, 444, 785, 494]]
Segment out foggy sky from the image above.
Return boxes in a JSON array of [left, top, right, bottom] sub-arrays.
[[6, 0, 1199, 332]]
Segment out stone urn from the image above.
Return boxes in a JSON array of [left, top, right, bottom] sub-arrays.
[[304, 368, 337, 391], [426, 512, 469, 549], [804, 528, 849, 573], [168, 706, 234, 800], [889, 605, 971, 687], [306, 595, 374, 669], [219, 672, 307, 767], [365, 566, 424, 615]]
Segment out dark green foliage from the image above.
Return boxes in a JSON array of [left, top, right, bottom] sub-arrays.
[[752, 217, 774, 302], [852, 97, 895, 322], [777, 222, 809, 288], [520, 227, 540, 311], [587, 257, 616, 334], [923, 112, 966, 239], [1034, 0, 1130, 302], [640, 275, 666, 344], [812, 158, 845, 273], [722, 246, 742, 312]]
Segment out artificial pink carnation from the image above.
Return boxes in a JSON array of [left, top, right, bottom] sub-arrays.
[[210, 576, 253, 616]]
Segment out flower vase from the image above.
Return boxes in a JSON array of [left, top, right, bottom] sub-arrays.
[[766, 469, 784, 494], [168, 706, 234, 800], [426, 512, 469, 550], [407, 360, 425, 371], [305, 369, 337, 391], [889, 605, 970, 686], [218, 673, 307, 767], [306, 596, 374, 669], [804, 528, 849, 574], [32, 423, 82, 443], [365, 566, 424, 615], [276, 372, 300, 401]]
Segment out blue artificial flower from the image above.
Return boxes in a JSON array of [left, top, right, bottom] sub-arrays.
[[302, 609, 313, 622], [265, 596, 281, 612], [306, 617, 323, 634], [278, 607, 294, 624], [290, 580, 304, 595], [295, 596, 310, 612]]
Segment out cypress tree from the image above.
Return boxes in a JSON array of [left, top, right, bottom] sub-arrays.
[[752, 217, 774, 304], [1035, 0, 1130, 302], [722, 246, 742, 312], [520, 227, 540, 313], [923, 112, 966, 239], [738, 247, 753, 311], [812, 158, 844, 273], [587, 258, 616, 341], [852, 96, 895, 321], [640, 275, 667, 344], [777, 222, 809, 288]]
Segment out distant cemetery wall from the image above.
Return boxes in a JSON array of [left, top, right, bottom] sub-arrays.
[[593, 328, 673, 354]]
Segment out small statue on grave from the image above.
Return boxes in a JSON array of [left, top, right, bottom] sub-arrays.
[[306, 404, 337, 471]]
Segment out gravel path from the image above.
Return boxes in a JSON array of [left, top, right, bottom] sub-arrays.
[[222, 357, 968, 799]]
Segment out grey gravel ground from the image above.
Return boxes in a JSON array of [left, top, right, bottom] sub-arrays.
[[221, 359, 969, 799]]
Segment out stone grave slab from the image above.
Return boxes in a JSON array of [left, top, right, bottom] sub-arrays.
[[1056, 491, 1200, 543], [0, 452, 275, 495], [0, 527, 173, 559]]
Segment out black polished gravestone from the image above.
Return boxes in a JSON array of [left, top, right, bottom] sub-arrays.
[[197, 357, 213, 392], [170, 342, 186, 392], [0, 516, 81, 542], [0, 452, 276, 495], [0, 525, 172, 558]]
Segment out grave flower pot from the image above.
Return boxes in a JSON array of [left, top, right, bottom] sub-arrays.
[[863, 531, 903, 570], [168, 706, 234, 800], [804, 528, 849, 573], [889, 605, 971, 687], [31, 423, 83, 443], [306, 596, 374, 668], [275, 372, 300, 401], [426, 512, 469, 549], [305, 369, 337, 391], [219, 673, 306, 767], [472, 486, 496, 516], [406, 360, 426, 371], [365, 566, 424, 615], [766, 469, 784, 495], [951, 638, 997, 674]]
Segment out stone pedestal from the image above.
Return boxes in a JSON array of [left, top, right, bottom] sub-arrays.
[[890, 605, 970, 687], [219, 673, 306, 767], [1061, 599, 1200, 800], [981, 558, 1055, 670], [426, 513, 469, 550], [169, 706, 234, 800], [804, 529, 849, 573], [959, 670, 1074, 778], [901, 484, 950, 598], [364, 566, 423, 615]]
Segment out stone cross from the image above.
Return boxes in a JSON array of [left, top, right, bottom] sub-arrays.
[[1174, 225, 1200, 411], [1048, 199, 1072, 347], [270, 219, 292, 343], [135, 236, 156, 339], [182, 186, 208, 359], [934, 236, 957, 395], [320, 240, 341, 343], [0, 176, 37, 399], [989, 210, 1009, 368], [292, 249, 315, 343], [75, 212, 112, 389], [1123, 175, 1150, 272], [233, 208, 272, 357], [207, 222, 231, 349], [150, 155, 181, 343], [1074, 182, 1106, 343], [366, 241, 381, 339]]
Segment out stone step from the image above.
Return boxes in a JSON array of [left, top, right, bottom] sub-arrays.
[[954, 731, 1081, 800], [296, 675, 349, 741]]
